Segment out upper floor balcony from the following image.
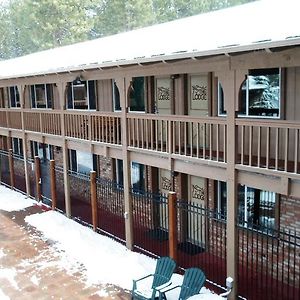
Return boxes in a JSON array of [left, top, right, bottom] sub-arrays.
[[0, 108, 299, 177]]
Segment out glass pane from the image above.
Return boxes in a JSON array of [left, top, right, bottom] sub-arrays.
[[130, 77, 145, 112], [46, 84, 53, 109], [35, 84, 46, 108], [67, 84, 73, 109], [31, 86, 36, 108], [73, 82, 87, 109], [9, 87, 16, 107], [77, 151, 93, 174], [218, 83, 226, 115], [246, 69, 280, 117], [113, 81, 121, 111], [88, 81, 96, 110], [131, 162, 145, 192]]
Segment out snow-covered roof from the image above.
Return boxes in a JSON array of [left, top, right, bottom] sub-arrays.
[[0, 0, 300, 80]]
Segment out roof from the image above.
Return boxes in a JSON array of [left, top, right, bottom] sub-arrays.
[[0, 0, 300, 80]]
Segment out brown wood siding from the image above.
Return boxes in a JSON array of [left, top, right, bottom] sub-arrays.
[[285, 67, 300, 121], [97, 79, 113, 112]]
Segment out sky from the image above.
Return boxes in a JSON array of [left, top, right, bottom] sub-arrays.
[[0, 185, 222, 299]]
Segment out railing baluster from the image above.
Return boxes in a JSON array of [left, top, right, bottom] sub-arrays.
[[285, 128, 289, 172], [258, 126, 261, 167], [294, 129, 298, 173], [249, 125, 253, 166], [216, 124, 219, 162], [266, 127, 270, 169], [275, 127, 279, 170], [209, 123, 213, 160]]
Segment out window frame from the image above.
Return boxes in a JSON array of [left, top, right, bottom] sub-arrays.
[[217, 68, 282, 119], [128, 77, 146, 113], [67, 80, 97, 111], [8, 86, 20, 108], [30, 84, 53, 109], [112, 79, 121, 112]]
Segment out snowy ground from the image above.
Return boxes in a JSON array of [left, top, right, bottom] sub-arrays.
[[0, 185, 223, 299]]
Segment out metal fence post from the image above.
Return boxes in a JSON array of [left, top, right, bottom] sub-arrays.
[[8, 149, 15, 188], [50, 159, 57, 210], [34, 156, 42, 201], [168, 191, 178, 261], [90, 170, 98, 231]]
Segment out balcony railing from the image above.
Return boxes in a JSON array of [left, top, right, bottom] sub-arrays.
[[236, 119, 300, 174], [1, 108, 300, 175], [127, 114, 227, 163]]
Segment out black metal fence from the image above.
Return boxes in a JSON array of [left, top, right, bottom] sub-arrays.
[[176, 200, 227, 291], [132, 189, 169, 257], [68, 170, 91, 225], [96, 177, 125, 243], [237, 220, 300, 300], [0, 150, 11, 187]]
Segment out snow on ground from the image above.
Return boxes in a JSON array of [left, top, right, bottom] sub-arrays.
[[0, 185, 36, 211], [0, 288, 10, 300], [0, 268, 20, 290], [0, 248, 5, 259], [0, 185, 222, 299]]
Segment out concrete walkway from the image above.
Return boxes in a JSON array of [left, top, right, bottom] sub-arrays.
[[0, 206, 131, 300]]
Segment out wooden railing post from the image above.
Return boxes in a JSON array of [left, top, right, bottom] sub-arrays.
[[50, 159, 57, 210], [34, 156, 42, 201], [168, 191, 178, 261], [90, 170, 98, 231], [8, 149, 15, 188]]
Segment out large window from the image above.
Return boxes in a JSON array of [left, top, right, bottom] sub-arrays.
[[68, 150, 95, 175], [240, 68, 280, 118], [114, 159, 124, 187], [129, 77, 145, 112], [12, 138, 23, 158], [218, 68, 281, 118], [67, 79, 96, 110], [217, 182, 277, 232], [31, 142, 53, 161], [30, 84, 53, 109], [8, 86, 20, 108], [131, 162, 145, 192]]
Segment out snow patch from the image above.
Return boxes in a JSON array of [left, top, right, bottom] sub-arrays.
[[0, 268, 20, 290], [30, 275, 40, 286], [0, 248, 5, 259], [0, 185, 36, 211], [0, 288, 10, 300]]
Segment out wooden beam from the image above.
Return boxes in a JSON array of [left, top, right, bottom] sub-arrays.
[[168, 191, 178, 261]]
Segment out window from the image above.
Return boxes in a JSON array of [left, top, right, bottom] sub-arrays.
[[240, 68, 280, 118], [68, 150, 94, 175], [30, 84, 53, 109], [131, 162, 145, 192], [217, 68, 281, 118], [115, 159, 124, 187], [113, 80, 121, 111], [8, 86, 20, 108], [129, 77, 145, 112], [67, 80, 96, 110], [217, 182, 277, 232], [217, 181, 227, 218], [12, 138, 23, 157], [31, 142, 53, 161], [217, 83, 226, 116]]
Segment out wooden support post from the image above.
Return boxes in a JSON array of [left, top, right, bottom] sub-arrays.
[[90, 170, 98, 231], [116, 77, 134, 250], [8, 149, 15, 188], [34, 156, 42, 201], [50, 159, 57, 210], [168, 191, 178, 261]]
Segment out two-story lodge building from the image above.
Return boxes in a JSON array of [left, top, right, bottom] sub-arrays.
[[0, 1, 299, 299]]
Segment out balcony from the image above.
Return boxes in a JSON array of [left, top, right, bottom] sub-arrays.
[[0, 108, 299, 177]]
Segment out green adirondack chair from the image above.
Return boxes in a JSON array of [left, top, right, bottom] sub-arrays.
[[156, 267, 206, 300], [132, 256, 177, 300]]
